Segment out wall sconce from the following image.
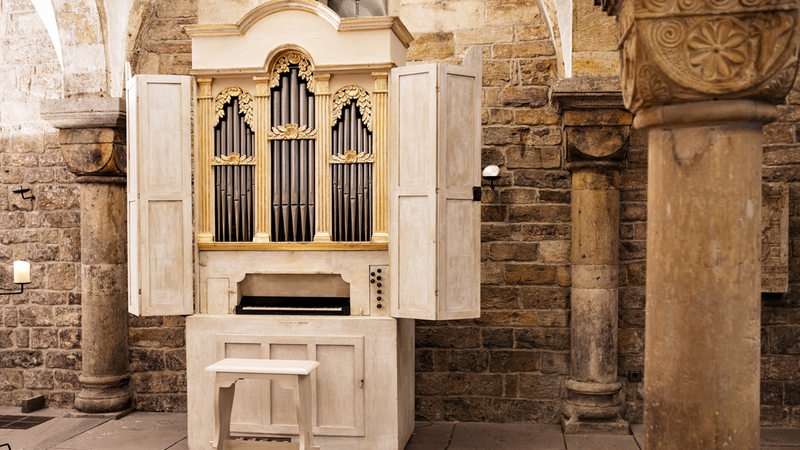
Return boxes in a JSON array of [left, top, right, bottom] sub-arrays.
[[12, 186, 34, 201], [482, 165, 500, 189], [1, 261, 31, 296]]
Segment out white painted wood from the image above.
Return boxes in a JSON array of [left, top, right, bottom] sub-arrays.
[[389, 47, 482, 320], [207, 359, 320, 450], [127, 75, 194, 316]]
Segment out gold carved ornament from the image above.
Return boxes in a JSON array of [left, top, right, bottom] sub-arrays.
[[331, 85, 372, 131], [268, 123, 317, 140], [212, 153, 256, 166], [616, 0, 800, 112], [330, 149, 375, 164], [213, 87, 255, 127], [269, 51, 315, 92]]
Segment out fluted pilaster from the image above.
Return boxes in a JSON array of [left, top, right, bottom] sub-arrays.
[[196, 78, 214, 243]]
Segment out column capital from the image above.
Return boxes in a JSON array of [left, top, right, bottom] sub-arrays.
[[605, 0, 800, 113], [41, 96, 127, 178], [552, 77, 632, 170]]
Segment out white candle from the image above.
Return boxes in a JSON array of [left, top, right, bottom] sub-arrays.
[[13, 261, 30, 284]]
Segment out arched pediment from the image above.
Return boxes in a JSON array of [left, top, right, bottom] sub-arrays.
[[187, 0, 411, 71]]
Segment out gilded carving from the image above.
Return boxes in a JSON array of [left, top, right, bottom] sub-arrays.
[[331, 85, 372, 131], [269, 123, 317, 140], [609, 0, 800, 111], [269, 51, 315, 92], [213, 87, 254, 127], [212, 153, 256, 165], [330, 150, 375, 164]]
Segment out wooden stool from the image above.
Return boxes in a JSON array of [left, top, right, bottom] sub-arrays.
[[205, 358, 320, 450]]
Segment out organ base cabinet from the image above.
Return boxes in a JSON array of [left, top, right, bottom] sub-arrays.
[[187, 315, 415, 450]]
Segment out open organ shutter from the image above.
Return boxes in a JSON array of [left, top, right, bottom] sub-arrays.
[[127, 75, 194, 316], [389, 48, 481, 320]]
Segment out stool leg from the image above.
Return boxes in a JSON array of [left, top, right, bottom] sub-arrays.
[[294, 375, 316, 450], [214, 381, 237, 450]]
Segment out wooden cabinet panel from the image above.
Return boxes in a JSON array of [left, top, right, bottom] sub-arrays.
[[389, 48, 481, 320], [127, 75, 194, 316]]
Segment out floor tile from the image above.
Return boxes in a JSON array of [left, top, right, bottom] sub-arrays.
[[51, 412, 186, 450], [405, 422, 455, 450], [565, 434, 640, 450], [449, 423, 565, 450]]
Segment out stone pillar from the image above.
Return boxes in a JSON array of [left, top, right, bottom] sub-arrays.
[[596, 0, 800, 447], [42, 97, 131, 413], [553, 79, 631, 434]]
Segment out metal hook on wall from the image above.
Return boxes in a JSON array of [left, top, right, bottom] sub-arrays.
[[12, 186, 34, 201]]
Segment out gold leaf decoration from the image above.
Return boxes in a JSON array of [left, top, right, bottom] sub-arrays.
[[213, 87, 254, 128], [331, 85, 372, 131], [269, 123, 317, 140], [212, 153, 256, 166], [330, 150, 375, 164], [269, 51, 315, 92]]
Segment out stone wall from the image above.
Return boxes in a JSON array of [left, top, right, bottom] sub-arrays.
[[0, 0, 76, 408], [760, 77, 800, 427], [126, 0, 195, 412], [402, 0, 570, 422], [3, 0, 800, 425]]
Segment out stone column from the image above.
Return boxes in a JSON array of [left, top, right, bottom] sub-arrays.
[[42, 97, 131, 414], [597, 0, 800, 447], [553, 79, 631, 434]]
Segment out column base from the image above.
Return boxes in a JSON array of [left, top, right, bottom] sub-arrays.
[[562, 416, 630, 434], [74, 374, 132, 413], [563, 379, 628, 434]]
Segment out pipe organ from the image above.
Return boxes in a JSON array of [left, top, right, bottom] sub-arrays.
[[127, 1, 481, 448]]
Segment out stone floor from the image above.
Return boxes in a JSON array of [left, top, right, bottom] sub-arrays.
[[0, 408, 798, 449]]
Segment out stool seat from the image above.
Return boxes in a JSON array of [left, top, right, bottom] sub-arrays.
[[206, 358, 320, 450]]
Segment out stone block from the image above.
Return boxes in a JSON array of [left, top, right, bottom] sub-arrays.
[[515, 23, 550, 41], [487, 107, 513, 124], [489, 350, 540, 372], [53, 369, 80, 389], [133, 394, 187, 412], [129, 348, 166, 372], [0, 350, 43, 368], [513, 169, 570, 188], [499, 86, 548, 108], [0, 370, 23, 391], [0, 330, 12, 349], [58, 228, 81, 261], [23, 369, 53, 389], [456, 27, 513, 45], [535, 309, 569, 327], [46, 262, 78, 291], [527, 126, 562, 146], [132, 372, 186, 393], [15, 329, 29, 348], [417, 327, 481, 349], [129, 328, 186, 348], [486, 0, 543, 26], [36, 184, 79, 211], [505, 146, 562, 169], [30, 328, 58, 349], [518, 223, 571, 240], [508, 204, 570, 223], [539, 351, 570, 374], [444, 397, 491, 421], [482, 60, 512, 86], [447, 350, 490, 372], [489, 242, 539, 261], [18, 305, 53, 326], [58, 328, 81, 349], [504, 264, 556, 285], [493, 42, 554, 59], [514, 328, 570, 350], [165, 349, 186, 371], [489, 398, 560, 422], [519, 58, 557, 85], [53, 306, 81, 327], [407, 32, 455, 60], [482, 328, 514, 349], [44, 351, 81, 370], [518, 373, 563, 399], [479, 310, 539, 327], [519, 287, 570, 309], [481, 286, 521, 309], [483, 126, 529, 145], [416, 373, 503, 396]]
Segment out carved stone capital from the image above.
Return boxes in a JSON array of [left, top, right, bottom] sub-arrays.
[[41, 97, 127, 178], [552, 77, 632, 170], [611, 0, 800, 112]]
